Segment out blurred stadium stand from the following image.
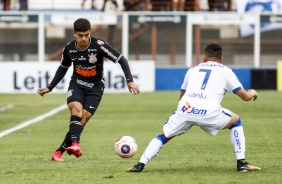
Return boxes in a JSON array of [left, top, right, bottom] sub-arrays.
[[24, 0, 236, 11], [1, 0, 282, 69]]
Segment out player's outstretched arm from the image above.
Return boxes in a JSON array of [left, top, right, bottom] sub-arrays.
[[37, 87, 51, 97], [127, 82, 140, 95], [236, 89, 258, 101]]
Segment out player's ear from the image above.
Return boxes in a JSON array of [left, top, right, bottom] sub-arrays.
[[219, 57, 223, 63], [203, 55, 207, 62]]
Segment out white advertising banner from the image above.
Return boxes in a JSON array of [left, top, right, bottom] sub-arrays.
[[0, 61, 155, 93], [236, 0, 282, 36], [51, 14, 118, 25]]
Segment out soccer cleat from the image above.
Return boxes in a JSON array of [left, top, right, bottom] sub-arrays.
[[237, 161, 261, 172], [126, 162, 145, 172], [74, 149, 83, 158], [51, 151, 64, 162], [66, 141, 83, 158]]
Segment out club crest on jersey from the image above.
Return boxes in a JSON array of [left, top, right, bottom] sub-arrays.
[[97, 40, 104, 45], [67, 89, 73, 98], [88, 53, 97, 64]]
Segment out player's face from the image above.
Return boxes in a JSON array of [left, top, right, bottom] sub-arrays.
[[74, 30, 90, 49]]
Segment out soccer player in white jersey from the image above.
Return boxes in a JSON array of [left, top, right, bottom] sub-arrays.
[[127, 43, 261, 172]]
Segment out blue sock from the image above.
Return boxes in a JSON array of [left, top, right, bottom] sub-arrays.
[[229, 118, 242, 129], [156, 134, 167, 144]]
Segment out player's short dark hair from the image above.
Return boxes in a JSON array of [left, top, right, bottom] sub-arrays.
[[73, 18, 91, 32], [204, 43, 222, 59]]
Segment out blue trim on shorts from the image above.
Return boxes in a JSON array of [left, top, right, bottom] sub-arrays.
[[156, 135, 167, 144], [229, 119, 242, 129], [181, 89, 186, 93], [222, 110, 231, 117]]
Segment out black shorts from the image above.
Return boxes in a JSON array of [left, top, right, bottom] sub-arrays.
[[67, 80, 104, 115]]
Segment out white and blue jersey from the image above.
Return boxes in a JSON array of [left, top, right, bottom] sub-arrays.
[[163, 61, 243, 137], [179, 61, 242, 118]]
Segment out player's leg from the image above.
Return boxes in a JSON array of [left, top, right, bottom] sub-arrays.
[[126, 133, 171, 172], [225, 112, 261, 172], [52, 110, 92, 161], [65, 101, 84, 157], [51, 131, 72, 161], [52, 85, 85, 161], [127, 112, 192, 172], [67, 84, 104, 155], [66, 84, 104, 156]]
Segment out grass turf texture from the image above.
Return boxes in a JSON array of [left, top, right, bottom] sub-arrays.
[[0, 91, 281, 184]]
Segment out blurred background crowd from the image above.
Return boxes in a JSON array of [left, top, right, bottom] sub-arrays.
[[1, 0, 235, 12]]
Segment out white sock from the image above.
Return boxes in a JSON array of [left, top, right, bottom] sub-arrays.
[[139, 138, 164, 164], [230, 126, 246, 160]]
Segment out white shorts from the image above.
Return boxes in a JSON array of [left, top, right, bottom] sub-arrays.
[[163, 107, 232, 137]]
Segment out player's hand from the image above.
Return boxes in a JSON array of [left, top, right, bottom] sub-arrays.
[[127, 82, 140, 95], [248, 89, 258, 101], [253, 91, 258, 101], [37, 87, 51, 97]]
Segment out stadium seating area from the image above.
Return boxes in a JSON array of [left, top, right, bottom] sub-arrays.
[[3, 0, 236, 12]]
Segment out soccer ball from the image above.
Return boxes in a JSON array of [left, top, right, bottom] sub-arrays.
[[114, 136, 138, 158]]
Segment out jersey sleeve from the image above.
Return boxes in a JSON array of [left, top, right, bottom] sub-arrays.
[[96, 39, 122, 63], [225, 69, 243, 93], [60, 47, 72, 68], [180, 68, 191, 92]]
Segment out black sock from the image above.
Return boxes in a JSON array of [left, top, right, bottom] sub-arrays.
[[69, 116, 82, 144], [56, 127, 84, 153], [56, 131, 72, 153], [237, 159, 246, 163]]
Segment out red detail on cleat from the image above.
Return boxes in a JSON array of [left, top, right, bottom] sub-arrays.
[[52, 151, 64, 162], [66, 142, 83, 158]]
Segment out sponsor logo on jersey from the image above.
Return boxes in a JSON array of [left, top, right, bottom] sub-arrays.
[[88, 49, 96, 52], [188, 93, 206, 99], [76, 66, 97, 77], [78, 56, 86, 60], [69, 50, 77, 53], [181, 102, 191, 112], [97, 40, 104, 45], [76, 79, 94, 88], [100, 46, 117, 60], [181, 101, 207, 115], [88, 53, 97, 64]]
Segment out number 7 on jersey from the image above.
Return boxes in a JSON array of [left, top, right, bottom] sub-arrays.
[[199, 69, 211, 90]]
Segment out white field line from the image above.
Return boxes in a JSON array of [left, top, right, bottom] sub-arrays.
[[0, 104, 13, 111], [0, 104, 67, 138]]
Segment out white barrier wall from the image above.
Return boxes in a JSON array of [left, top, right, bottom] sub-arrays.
[[0, 61, 155, 93]]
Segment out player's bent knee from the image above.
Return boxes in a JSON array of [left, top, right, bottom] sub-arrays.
[[229, 118, 242, 129], [156, 134, 168, 144]]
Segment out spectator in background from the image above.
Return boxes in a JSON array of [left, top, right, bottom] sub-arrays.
[[123, 0, 148, 11], [102, 0, 119, 12], [19, 0, 28, 10], [150, 0, 171, 11], [208, 0, 231, 11], [2, 0, 11, 10], [102, 0, 121, 44], [185, 0, 197, 11], [81, 0, 97, 10], [123, 0, 133, 11]]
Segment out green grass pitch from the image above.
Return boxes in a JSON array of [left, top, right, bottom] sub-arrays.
[[0, 91, 281, 184]]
